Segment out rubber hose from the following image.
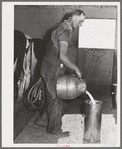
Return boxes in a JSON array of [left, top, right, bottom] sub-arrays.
[[28, 78, 43, 104]]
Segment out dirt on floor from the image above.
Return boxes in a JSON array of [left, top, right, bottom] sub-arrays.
[[14, 94, 118, 147]]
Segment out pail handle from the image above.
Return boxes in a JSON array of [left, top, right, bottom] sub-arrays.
[[71, 73, 82, 80]]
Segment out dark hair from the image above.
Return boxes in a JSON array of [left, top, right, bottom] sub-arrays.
[[62, 9, 85, 22], [72, 9, 85, 16]]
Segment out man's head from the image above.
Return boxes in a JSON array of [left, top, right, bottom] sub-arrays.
[[71, 9, 85, 29]]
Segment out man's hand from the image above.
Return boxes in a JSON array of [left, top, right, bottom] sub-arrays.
[[75, 68, 82, 79]]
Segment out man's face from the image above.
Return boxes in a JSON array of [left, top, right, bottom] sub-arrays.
[[72, 14, 85, 29]]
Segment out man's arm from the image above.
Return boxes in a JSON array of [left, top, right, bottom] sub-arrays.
[[59, 41, 82, 79]]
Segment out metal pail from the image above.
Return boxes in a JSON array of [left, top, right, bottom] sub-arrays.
[[83, 100, 103, 143], [56, 74, 86, 99], [111, 83, 117, 109]]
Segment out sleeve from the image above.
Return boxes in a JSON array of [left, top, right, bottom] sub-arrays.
[[58, 30, 70, 45]]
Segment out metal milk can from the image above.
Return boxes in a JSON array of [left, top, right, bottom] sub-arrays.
[[83, 100, 103, 143]]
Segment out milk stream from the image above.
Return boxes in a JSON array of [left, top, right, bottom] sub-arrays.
[[86, 90, 96, 104]]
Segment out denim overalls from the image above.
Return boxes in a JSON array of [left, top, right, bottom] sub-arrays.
[[38, 20, 78, 133]]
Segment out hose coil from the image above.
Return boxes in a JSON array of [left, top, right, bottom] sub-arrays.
[[27, 77, 45, 110]]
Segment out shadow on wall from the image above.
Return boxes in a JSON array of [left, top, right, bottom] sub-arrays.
[[43, 28, 54, 49], [42, 12, 73, 50], [33, 38, 46, 64]]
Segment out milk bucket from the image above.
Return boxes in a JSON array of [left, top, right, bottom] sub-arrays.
[[83, 100, 103, 143], [111, 83, 117, 109]]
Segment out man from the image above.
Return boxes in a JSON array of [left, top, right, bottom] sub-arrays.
[[35, 9, 85, 135]]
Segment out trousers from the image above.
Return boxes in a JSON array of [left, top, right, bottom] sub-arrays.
[[37, 55, 65, 134]]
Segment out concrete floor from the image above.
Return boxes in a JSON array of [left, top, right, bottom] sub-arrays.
[[14, 93, 117, 146]]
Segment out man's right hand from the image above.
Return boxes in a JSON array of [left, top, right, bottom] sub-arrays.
[[75, 68, 82, 79]]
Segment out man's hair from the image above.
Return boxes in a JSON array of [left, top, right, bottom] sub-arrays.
[[62, 9, 85, 22], [72, 9, 85, 17]]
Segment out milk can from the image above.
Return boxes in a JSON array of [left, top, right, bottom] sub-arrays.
[[111, 83, 117, 109], [83, 100, 103, 143], [56, 74, 86, 99]]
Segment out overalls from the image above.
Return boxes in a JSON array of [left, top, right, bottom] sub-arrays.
[[37, 20, 78, 134]]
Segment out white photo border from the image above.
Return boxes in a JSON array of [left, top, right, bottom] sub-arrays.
[[2, 2, 121, 148]]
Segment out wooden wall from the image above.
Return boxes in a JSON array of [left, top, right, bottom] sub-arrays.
[[78, 48, 114, 95], [14, 5, 117, 95], [14, 5, 117, 38]]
